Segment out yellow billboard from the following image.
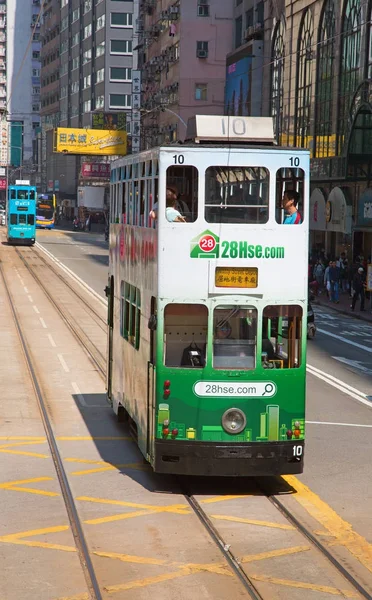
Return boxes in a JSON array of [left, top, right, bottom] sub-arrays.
[[54, 127, 127, 156]]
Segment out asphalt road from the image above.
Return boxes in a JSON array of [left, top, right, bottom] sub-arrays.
[[37, 229, 372, 547]]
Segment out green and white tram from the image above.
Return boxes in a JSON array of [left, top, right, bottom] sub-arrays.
[[106, 115, 310, 476]]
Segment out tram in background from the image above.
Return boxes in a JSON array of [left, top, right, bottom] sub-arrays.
[[7, 181, 37, 245], [106, 115, 310, 477], [36, 193, 56, 229]]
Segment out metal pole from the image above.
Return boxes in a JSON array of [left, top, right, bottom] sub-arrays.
[[275, 59, 282, 144]]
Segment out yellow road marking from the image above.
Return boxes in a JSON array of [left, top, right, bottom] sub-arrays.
[[104, 569, 206, 594], [0, 436, 46, 441], [0, 476, 59, 497], [0, 440, 47, 448], [64, 457, 149, 476], [54, 594, 88, 600], [0, 448, 49, 458], [0, 525, 75, 552], [78, 495, 189, 512], [240, 546, 310, 563], [211, 514, 295, 530], [249, 573, 359, 597], [199, 495, 249, 504], [285, 475, 372, 575]]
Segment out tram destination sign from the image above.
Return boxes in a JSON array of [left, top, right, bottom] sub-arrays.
[[190, 231, 285, 260], [215, 267, 258, 288]]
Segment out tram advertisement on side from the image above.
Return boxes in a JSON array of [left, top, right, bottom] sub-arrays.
[[36, 193, 56, 229]]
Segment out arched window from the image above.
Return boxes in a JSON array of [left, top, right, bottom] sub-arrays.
[[338, 0, 361, 153], [270, 19, 285, 141], [295, 9, 314, 149], [314, 0, 335, 157]]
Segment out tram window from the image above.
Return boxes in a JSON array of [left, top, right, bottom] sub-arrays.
[[28, 215, 35, 225], [276, 168, 305, 224], [10, 214, 17, 225], [10, 190, 16, 199], [205, 167, 269, 224], [17, 191, 28, 200], [164, 304, 208, 367], [165, 166, 198, 223], [261, 305, 302, 369], [213, 307, 257, 370], [29, 190, 36, 200], [19, 214, 27, 224], [120, 281, 141, 350]]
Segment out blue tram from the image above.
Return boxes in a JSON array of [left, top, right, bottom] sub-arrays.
[[7, 183, 37, 245]]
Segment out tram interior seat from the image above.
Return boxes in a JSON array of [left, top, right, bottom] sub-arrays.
[[164, 325, 207, 367]]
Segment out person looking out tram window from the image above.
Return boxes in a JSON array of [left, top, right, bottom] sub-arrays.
[[282, 190, 302, 224], [149, 186, 186, 222]]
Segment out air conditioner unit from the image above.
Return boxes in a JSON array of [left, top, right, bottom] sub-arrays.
[[197, 49, 208, 58]]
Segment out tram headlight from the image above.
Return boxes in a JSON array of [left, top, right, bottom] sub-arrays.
[[221, 408, 246, 435]]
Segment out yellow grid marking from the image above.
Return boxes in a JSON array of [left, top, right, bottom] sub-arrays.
[[199, 495, 249, 504], [0, 439, 49, 458], [0, 476, 59, 497], [285, 475, 372, 575], [240, 546, 310, 563], [212, 514, 295, 530], [0, 436, 46, 440], [0, 525, 74, 552], [0, 448, 49, 458], [249, 573, 359, 597], [64, 457, 149, 476]]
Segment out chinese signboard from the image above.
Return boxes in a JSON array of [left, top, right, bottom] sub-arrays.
[[131, 70, 141, 153], [92, 112, 127, 131], [81, 162, 110, 178], [0, 119, 8, 167], [0, 177, 6, 190], [54, 128, 127, 156]]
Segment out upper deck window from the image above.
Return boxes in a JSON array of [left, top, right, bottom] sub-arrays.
[[276, 168, 305, 224], [205, 167, 269, 224]]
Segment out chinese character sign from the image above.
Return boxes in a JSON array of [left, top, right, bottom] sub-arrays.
[[92, 113, 127, 131], [55, 128, 127, 156], [131, 70, 141, 153], [0, 120, 8, 167], [81, 162, 110, 178]]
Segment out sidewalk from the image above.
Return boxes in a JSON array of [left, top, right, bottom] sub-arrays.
[[313, 289, 372, 323]]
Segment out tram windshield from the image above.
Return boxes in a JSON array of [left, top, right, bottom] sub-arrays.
[[213, 307, 257, 369]]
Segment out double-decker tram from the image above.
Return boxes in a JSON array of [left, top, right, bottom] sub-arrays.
[[36, 193, 56, 229], [7, 181, 37, 245], [106, 116, 310, 476]]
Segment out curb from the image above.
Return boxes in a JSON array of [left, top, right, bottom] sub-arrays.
[[312, 298, 372, 323]]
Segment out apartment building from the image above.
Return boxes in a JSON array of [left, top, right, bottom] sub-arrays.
[[139, 0, 233, 148]]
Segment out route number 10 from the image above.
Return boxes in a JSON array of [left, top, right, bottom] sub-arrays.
[[289, 156, 300, 167], [293, 445, 303, 457]]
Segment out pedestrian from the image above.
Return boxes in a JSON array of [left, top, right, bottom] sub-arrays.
[[336, 252, 348, 292], [313, 260, 324, 294], [329, 261, 340, 303], [351, 267, 366, 311], [324, 261, 332, 299]]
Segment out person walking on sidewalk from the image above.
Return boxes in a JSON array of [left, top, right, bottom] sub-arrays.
[[324, 261, 332, 299], [313, 260, 324, 294], [351, 267, 366, 311], [329, 261, 340, 303]]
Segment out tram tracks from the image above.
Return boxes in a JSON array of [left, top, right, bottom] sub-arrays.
[[0, 259, 102, 600], [15, 246, 106, 380]]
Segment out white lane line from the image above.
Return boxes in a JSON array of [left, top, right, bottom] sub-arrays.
[[47, 334, 56, 348], [39, 317, 47, 329], [23, 286, 29, 293], [33, 305, 40, 314], [71, 381, 87, 407], [307, 363, 372, 408], [57, 354, 70, 373], [306, 421, 372, 428], [317, 327, 372, 353], [27, 295, 33, 303], [35, 242, 107, 308]]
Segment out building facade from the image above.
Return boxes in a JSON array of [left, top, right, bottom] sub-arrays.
[[4, 0, 41, 180], [260, 0, 372, 261], [39, 0, 138, 199], [139, 0, 233, 148]]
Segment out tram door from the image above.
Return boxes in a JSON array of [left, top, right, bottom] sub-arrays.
[[107, 275, 114, 403], [147, 297, 157, 458]]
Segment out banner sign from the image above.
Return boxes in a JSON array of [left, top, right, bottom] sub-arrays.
[[81, 162, 110, 178], [92, 112, 127, 130], [54, 128, 127, 156], [131, 70, 141, 153]]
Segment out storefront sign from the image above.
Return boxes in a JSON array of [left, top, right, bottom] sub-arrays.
[[54, 128, 127, 156], [0, 177, 6, 190], [0, 120, 8, 167], [310, 189, 326, 231], [357, 188, 372, 227], [91, 112, 127, 131], [81, 162, 110, 178]]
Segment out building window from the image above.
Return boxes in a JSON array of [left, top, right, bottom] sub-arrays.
[[72, 56, 80, 70], [96, 14, 105, 31], [32, 103, 40, 112], [110, 39, 132, 54], [111, 12, 133, 27], [72, 7, 80, 22], [197, 1, 209, 17], [294, 9, 313, 150], [120, 282, 141, 350], [196, 41, 208, 58], [83, 49, 92, 64], [235, 16, 243, 49], [96, 68, 105, 83], [109, 93, 131, 108], [60, 63, 68, 75], [71, 81, 79, 94], [32, 86, 40, 94], [33, 33, 40, 41], [33, 51, 40, 59], [96, 95, 104, 109], [60, 40, 68, 54], [83, 74, 91, 89], [84, 23, 92, 39], [338, 0, 361, 154], [96, 41, 105, 57], [314, 0, 335, 158], [61, 0, 68, 7], [83, 0, 92, 13], [110, 67, 131, 81], [32, 68, 40, 77], [61, 16, 68, 31], [270, 19, 285, 142], [71, 32, 80, 46], [83, 100, 91, 113], [195, 83, 207, 100]]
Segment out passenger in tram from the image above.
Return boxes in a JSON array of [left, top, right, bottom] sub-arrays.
[[149, 187, 186, 222], [282, 190, 302, 224]]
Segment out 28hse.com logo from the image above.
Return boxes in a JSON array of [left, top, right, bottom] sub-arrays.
[[190, 230, 285, 260]]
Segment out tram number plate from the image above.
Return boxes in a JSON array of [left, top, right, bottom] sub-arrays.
[[215, 267, 258, 288]]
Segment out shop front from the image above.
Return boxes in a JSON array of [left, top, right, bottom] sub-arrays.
[[309, 188, 326, 256], [354, 188, 372, 260], [324, 187, 352, 260]]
